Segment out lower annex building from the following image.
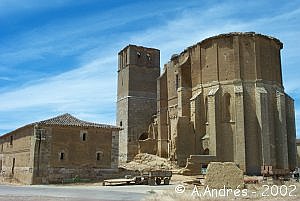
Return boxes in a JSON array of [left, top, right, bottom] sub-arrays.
[[0, 113, 120, 184]]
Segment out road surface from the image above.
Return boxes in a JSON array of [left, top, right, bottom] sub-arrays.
[[0, 183, 174, 201]]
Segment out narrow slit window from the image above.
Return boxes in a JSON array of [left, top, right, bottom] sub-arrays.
[[10, 136, 13, 145], [80, 131, 88, 141], [175, 74, 179, 89], [60, 152, 64, 160]]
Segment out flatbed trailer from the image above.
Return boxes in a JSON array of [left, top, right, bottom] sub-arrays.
[[103, 170, 172, 186], [103, 178, 137, 186]]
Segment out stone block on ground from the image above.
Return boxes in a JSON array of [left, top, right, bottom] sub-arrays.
[[205, 162, 244, 189]]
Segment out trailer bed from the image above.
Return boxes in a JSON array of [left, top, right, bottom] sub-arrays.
[[103, 178, 133, 186]]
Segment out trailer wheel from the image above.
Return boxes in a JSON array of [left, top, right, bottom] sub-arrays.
[[143, 178, 149, 185], [164, 178, 170, 185], [135, 177, 142, 184], [156, 177, 161, 185], [148, 177, 155, 186]]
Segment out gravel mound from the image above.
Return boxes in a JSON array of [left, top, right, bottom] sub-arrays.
[[121, 153, 176, 171]]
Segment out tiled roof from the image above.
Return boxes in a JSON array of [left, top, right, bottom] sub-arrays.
[[35, 113, 120, 129]]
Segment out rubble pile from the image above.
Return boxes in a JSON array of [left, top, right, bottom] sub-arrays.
[[121, 153, 175, 171]]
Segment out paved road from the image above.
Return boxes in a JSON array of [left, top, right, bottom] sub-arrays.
[[0, 184, 174, 201]]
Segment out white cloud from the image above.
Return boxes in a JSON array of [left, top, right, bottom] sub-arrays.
[[0, 56, 116, 111], [0, 1, 300, 134], [0, 76, 13, 81]]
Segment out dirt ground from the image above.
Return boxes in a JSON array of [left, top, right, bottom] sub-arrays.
[[143, 175, 300, 201], [1, 174, 299, 201]]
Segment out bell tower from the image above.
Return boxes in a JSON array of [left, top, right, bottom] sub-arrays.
[[117, 45, 160, 163]]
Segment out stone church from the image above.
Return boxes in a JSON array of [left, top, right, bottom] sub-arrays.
[[117, 32, 297, 175]]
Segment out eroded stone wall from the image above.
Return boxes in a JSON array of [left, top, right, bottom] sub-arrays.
[[155, 32, 296, 174]]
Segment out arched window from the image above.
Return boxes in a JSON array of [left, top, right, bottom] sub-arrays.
[[146, 53, 151, 63], [222, 93, 231, 122], [96, 151, 103, 161], [203, 148, 209, 155]]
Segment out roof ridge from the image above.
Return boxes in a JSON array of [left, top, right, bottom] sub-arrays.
[[35, 113, 120, 129]]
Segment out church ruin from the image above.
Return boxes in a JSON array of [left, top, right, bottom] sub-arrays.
[[117, 32, 297, 175]]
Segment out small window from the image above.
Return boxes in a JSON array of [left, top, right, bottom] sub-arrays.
[[60, 152, 64, 160], [146, 53, 151, 61], [96, 151, 103, 161], [80, 130, 88, 141], [10, 136, 13, 145], [120, 121, 122, 127]]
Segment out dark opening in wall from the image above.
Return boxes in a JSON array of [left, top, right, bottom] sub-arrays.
[[82, 133, 86, 141], [80, 131, 88, 141], [96, 151, 103, 161], [205, 96, 208, 123], [203, 148, 209, 155], [146, 53, 151, 62], [175, 74, 179, 89], [60, 152, 64, 160], [120, 121, 122, 127], [10, 136, 13, 145], [12, 158, 15, 175], [139, 133, 148, 140]]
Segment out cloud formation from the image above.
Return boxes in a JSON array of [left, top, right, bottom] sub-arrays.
[[0, 0, 299, 136]]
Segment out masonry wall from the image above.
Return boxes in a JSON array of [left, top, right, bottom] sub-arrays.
[[117, 45, 160, 162], [0, 126, 34, 184], [156, 33, 296, 174], [30, 125, 118, 184]]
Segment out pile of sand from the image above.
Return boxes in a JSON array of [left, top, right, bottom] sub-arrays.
[[121, 153, 175, 171]]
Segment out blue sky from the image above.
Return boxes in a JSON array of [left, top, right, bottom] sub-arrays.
[[0, 0, 299, 137]]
